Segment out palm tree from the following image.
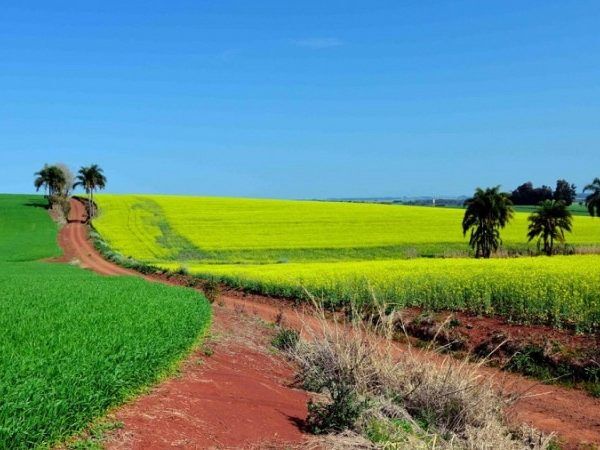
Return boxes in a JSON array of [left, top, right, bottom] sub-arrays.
[[527, 200, 572, 256], [34, 164, 51, 197], [584, 177, 600, 217], [73, 164, 107, 219], [34, 164, 67, 205], [462, 186, 514, 258]]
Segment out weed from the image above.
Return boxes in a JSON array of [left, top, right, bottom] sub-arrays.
[[584, 382, 600, 398], [271, 327, 300, 352], [67, 420, 123, 449], [200, 278, 221, 303], [307, 389, 368, 434]]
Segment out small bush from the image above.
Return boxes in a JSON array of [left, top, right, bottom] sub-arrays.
[[200, 279, 221, 303], [307, 388, 367, 434], [271, 327, 299, 352]]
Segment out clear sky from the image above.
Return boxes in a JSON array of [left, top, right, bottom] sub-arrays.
[[2, 1, 599, 198]]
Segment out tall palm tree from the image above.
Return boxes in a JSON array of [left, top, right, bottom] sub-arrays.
[[462, 186, 514, 258], [34, 164, 67, 204], [584, 177, 600, 217], [527, 200, 572, 256], [73, 164, 107, 219]]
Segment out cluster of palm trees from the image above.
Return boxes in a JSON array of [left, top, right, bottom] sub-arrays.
[[34, 164, 69, 199], [34, 164, 106, 218], [462, 179, 600, 258]]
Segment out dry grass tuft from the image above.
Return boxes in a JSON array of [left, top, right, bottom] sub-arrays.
[[280, 297, 554, 449]]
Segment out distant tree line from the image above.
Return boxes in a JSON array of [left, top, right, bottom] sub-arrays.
[[510, 179, 577, 206], [463, 177, 600, 258], [34, 163, 106, 221]]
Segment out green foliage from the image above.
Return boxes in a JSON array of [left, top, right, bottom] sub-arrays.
[[306, 388, 367, 434], [511, 182, 554, 206], [505, 347, 556, 380], [199, 278, 221, 303], [554, 179, 577, 206], [583, 367, 600, 398], [527, 200, 573, 256], [584, 177, 600, 217], [73, 164, 107, 218], [366, 418, 415, 444], [585, 383, 600, 398], [0, 194, 212, 448], [271, 327, 300, 352], [462, 186, 514, 258], [33, 164, 67, 200]]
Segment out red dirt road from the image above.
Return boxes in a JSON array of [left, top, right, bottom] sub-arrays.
[[107, 310, 309, 449], [60, 200, 309, 449], [58, 199, 600, 449], [57, 200, 134, 276]]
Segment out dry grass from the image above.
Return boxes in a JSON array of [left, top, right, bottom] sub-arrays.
[[279, 298, 554, 449]]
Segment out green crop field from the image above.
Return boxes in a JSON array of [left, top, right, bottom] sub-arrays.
[[94, 194, 600, 330], [513, 203, 591, 216], [0, 194, 211, 448]]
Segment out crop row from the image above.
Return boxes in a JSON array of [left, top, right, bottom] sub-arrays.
[[166, 255, 600, 331]]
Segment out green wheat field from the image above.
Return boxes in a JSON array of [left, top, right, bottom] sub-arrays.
[[0, 194, 211, 448]]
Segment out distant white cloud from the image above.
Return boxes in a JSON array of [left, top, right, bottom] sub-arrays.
[[292, 38, 344, 49]]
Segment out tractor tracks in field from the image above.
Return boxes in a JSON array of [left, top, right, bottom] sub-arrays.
[[57, 198, 600, 449]]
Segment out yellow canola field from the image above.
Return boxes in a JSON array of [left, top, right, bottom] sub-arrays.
[[94, 194, 600, 329], [161, 256, 600, 330], [94, 194, 600, 263]]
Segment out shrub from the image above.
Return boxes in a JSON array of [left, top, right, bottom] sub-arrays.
[[271, 327, 300, 352], [200, 278, 221, 303], [307, 388, 367, 434]]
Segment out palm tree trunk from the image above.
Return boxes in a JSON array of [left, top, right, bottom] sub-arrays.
[[90, 189, 94, 220]]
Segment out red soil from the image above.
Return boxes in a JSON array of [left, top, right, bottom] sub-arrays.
[[58, 198, 600, 449], [56, 201, 134, 276], [60, 200, 310, 449], [198, 291, 600, 448], [107, 307, 309, 449]]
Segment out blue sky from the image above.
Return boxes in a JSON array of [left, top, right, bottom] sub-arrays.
[[2, 1, 599, 198]]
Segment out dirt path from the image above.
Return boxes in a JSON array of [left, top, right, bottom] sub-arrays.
[[106, 306, 309, 449], [59, 199, 600, 449], [57, 201, 134, 276], [60, 200, 310, 449]]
